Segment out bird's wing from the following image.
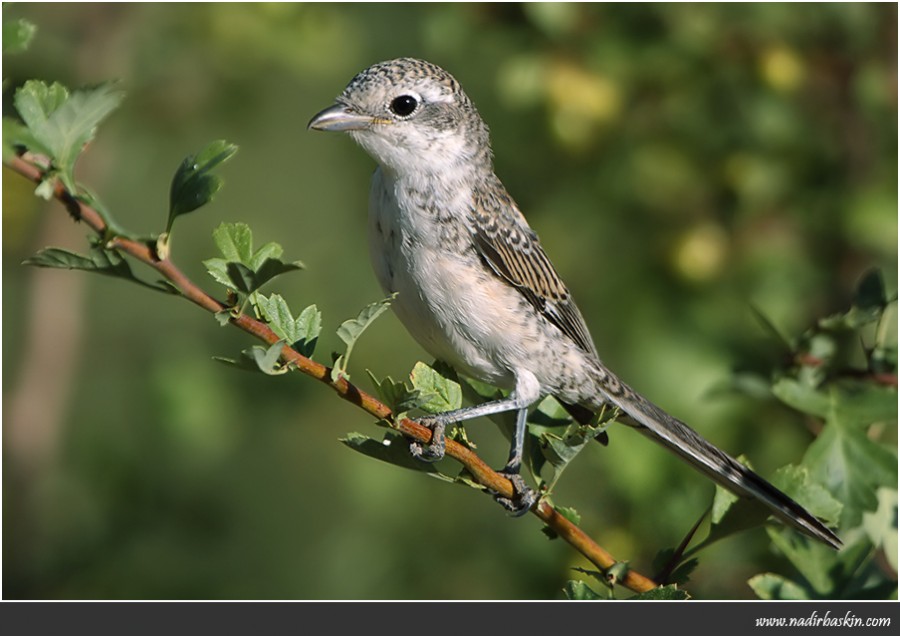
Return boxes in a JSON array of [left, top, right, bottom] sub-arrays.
[[469, 179, 599, 359]]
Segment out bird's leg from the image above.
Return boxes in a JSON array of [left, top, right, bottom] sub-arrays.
[[493, 405, 537, 516], [408, 394, 530, 461], [409, 371, 540, 515]]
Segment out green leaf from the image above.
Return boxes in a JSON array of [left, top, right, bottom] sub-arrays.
[[563, 580, 604, 600], [12, 80, 69, 158], [336, 294, 394, 347], [799, 386, 898, 528], [14, 81, 124, 192], [203, 257, 233, 289], [213, 310, 232, 326], [205, 223, 304, 295], [862, 488, 898, 572], [333, 294, 395, 378], [247, 241, 282, 271], [410, 361, 463, 413], [771, 464, 843, 526], [530, 399, 609, 488], [293, 305, 323, 357], [629, 584, 691, 600], [22, 246, 168, 292], [366, 370, 426, 416], [250, 257, 305, 290], [225, 261, 258, 294], [168, 140, 238, 231], [748, 573, 811, 600], [765, 529, 874, 598], [212, 222, 253, 264], [772, 378, 830, 418], [255, 294, 322, 357], [3, 18, 36, 54], [686, 457, 771, 553], [215, 341, 288, 375], [247, 341, 290, 375], [340, 432, 456, 480], [555, 505, 581, 527]]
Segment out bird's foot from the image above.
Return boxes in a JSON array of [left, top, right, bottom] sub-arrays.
[[408, 416, 446, 462], [492, 471, 537, 517]]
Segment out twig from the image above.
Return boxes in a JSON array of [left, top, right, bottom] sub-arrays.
[[6, 154, 659, 595]]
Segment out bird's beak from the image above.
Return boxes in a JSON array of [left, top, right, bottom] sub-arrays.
[[307, 103, 375, 132]]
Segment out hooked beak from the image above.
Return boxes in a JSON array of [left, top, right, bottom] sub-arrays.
[[307, 103, 375, 132]]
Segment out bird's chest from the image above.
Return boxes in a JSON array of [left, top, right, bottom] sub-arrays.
[[367, 170, 471, 292], [365, 171, 504, 374]]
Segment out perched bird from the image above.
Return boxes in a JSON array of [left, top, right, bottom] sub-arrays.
[[308, 57, 841, 549]]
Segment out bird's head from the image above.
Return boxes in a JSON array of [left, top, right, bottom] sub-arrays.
[[308, 58, 491, 178]]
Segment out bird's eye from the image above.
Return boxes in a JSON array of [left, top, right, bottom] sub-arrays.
[[389, 95, 419, 117]]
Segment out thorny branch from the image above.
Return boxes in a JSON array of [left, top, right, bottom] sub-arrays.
[[6, 153, 660, 595]]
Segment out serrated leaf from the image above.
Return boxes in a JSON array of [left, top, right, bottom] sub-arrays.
[[251, 257, 304, 290], [293, 305, 322, 357], [205, 223, 302, 294], [563, 580, 604, 600], [772, 378, 830, 418], [748, 573, 811, 600], [203, 257, 233, 288], [333, 294, 395, 377], [366, 370, 425, 415], [766, 529, 874, 597], [12, 80, 69, 158], [213, 310, 232, 326], [534, 410, 608, 489], [410, 361, 462, 413], [629, 584, 690, 600], [340, 431, 454, 480], [14, 81, 124, 192], [862, 488, 898, 572], [224, 261, 257, 294], [803, 415, 897, 528], [168, 140, 237, 230], [689, 457, 772, 553], [247, 341, 289, 375], [215, 341, 288, 375], [336, 295, 394, 347], [772, 464, 843, 526], [23, 246, 167, 292], [248, 241, 283, 271], [3, 18, 36, 54], [255, 294, 321, 357], [212, 222, 253, 264]]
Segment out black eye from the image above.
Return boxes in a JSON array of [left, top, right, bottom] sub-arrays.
[[389, 95, 418, 117]]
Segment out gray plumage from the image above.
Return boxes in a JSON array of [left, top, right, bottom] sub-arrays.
[[308, 57, 841, 549]]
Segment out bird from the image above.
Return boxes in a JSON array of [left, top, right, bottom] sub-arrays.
[[307, 57, 841, 550]]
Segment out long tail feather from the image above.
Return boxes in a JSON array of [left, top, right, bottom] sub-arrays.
[[594, 371, 842, 549]]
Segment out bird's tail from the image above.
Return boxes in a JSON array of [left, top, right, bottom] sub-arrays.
[[591, 367, 842, 549]]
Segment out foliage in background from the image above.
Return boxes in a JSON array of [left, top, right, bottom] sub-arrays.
[[3, 4, 896, 600]]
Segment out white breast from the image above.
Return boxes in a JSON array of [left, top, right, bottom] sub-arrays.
[[366, 168, 519, 388]]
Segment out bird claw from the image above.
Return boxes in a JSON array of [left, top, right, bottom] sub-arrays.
[[408, 417, 446, 462], [492, 471, 537, 517]]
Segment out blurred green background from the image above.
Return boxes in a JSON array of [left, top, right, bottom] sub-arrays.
[[3, 3, 896, 599]]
